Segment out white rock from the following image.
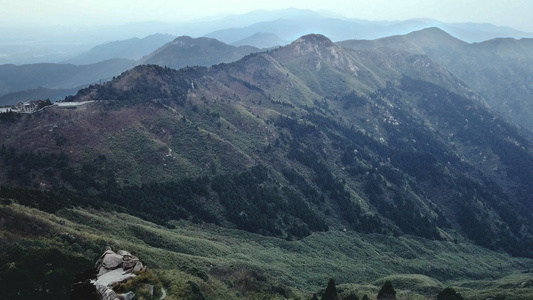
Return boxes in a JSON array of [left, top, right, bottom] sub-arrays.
[[97, 268, 136, 287]]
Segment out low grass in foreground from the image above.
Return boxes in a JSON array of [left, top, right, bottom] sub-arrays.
[[2, 201, 533, 299]]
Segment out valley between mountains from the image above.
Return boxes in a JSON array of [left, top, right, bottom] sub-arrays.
[[2, 33, 533, 299]]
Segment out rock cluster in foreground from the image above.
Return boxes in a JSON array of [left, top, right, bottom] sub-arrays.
[[92, 248, 146, 300], [71, 248, 153, 300]]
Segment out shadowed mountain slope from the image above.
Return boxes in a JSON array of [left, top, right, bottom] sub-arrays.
[[0, 58, 135, 101], [2, 34, 533, 260], [339, 27, 533, 133]]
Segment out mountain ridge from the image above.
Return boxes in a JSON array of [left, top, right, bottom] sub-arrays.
[[203, 15, 533, 45], [2, 34, 531, 257], [3, 32, 533, 299], [2, 8, 532, 66], [137, 36, 260, 69], [338, 27, 533, 133]]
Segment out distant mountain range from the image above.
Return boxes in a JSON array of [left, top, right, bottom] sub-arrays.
[[203, 16, 533, 45], [3, 24, 533, 139], [338, 27, 533, 133], [64, 34, 176, 65], [3, 31, 533, 299], [1, 8, 531, 65]]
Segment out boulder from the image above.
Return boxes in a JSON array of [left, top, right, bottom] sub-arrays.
[[119, 291, 135, 300], [96, 249, 145, 277], [117, 250, 132, 256], [132, 261, 145, 273], [94, 282, 119, 300], [101, 252, 124, 270], [95, 249, 114, 267], [122, 258, 140, 270]]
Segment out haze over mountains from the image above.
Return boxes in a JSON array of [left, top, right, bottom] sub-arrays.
[[3, 8, 533, 299], [1, 8, 532, 65], [3, 30, 533, 298], [0, 59, 135, 105], [2, 8, 532, 106], [3, 14, 533, 137], [64, 33, 176, 65]]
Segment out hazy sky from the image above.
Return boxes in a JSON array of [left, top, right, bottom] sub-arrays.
[[3, 0, 533, 32]]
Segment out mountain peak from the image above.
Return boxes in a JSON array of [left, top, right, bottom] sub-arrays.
[[284, 34, 336, 56], [171, 36, 225, 47], [405, 27, 466, 47], [295, 34, 334, 46], [291, 34, 335, 47], [138, 36, 258, 69], [272, 34, 358, 73]]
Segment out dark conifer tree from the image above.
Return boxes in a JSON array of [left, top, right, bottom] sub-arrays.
[[321, 279, 338, 300], [377, 280, 396, 300], [437, 287, 464, 300]]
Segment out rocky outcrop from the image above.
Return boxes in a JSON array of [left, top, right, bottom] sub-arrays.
[[92, 248, 146, 300], [71, 248, 151, 300], [96, 249, 145, 277]]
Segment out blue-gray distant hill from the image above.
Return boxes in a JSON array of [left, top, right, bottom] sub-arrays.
[[0, 58, 134, 104], [338, 27, 533, 133], [65, 34, 175, 65], [2, 8, 531, 65], [0, 87, 82, 106], [138, 36, 260, 69], [230, 32, 286, 49], [203, 13, 533, 44]]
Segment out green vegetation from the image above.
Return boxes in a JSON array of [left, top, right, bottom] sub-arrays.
[[2, 32, 533, 300], [2, 201, 533, 299], [113, 269, 164, 300], [4, 63, 533, 257], [0, 247, 93, 299]]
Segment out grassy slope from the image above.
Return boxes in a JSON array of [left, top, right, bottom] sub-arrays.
[[2, 201, 533, 299], [3, 39, 533, 299]]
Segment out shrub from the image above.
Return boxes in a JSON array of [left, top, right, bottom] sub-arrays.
[[437, 287, 464, 300], [377, 280, 396, 300]]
